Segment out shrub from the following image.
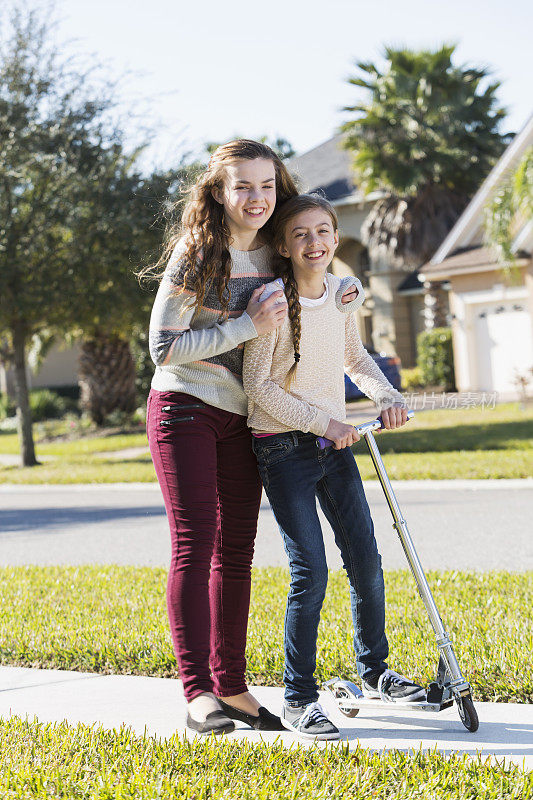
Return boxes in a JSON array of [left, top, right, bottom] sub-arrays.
[[104, 408, 135, 428], [131, 329, 153, 404], [0, 393, 16, 420], [1, 389, 79, 422], [29, 390, 69, 422], [401, 366, 424, 390], [416, 328, 456, 390]]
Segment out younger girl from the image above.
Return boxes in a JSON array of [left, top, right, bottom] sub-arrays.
[[243, 194, 424, 741]]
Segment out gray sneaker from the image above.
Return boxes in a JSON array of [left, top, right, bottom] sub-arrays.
[[281, 701, 340, 740], [362, 669, 426, 703]]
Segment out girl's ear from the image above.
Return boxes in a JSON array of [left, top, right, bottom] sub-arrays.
[[211, 186, 223, 204], [278, 242, 290, 259], [333, 230, 339, 249]]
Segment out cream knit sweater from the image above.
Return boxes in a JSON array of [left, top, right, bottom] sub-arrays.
[[243, 272, 405, 436]]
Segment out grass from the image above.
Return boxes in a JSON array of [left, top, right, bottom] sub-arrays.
[[0, 428, 149, 456], [1, 567, 530, 797], [0, 457, 156, 484], [0, 718, 531, 800], [0, 567, 531, 704], [1, 403, 532, 483]]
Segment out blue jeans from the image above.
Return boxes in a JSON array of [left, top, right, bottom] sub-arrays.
[[252, 431, 388, 704]]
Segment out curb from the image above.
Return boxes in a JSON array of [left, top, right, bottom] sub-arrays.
[[1, 479, 532, 493]]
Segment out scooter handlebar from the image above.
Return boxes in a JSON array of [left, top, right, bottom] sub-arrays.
[[317, 410, 414, 450]]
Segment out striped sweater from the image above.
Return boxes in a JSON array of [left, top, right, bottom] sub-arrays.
[[149, 243, 362, 416]]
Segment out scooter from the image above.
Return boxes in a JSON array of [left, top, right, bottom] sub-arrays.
[[318, 411, 479, 733]]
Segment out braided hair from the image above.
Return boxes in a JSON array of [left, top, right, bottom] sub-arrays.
[[270, 194, 338, 390], [280, 260, 301, 390]]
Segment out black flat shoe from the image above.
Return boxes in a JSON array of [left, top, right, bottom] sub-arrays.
[[217, 700, 284, 731], [186, 710, 235, 735]]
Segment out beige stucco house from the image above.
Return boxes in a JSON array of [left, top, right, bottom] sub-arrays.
[[0, 341, 81, 397], [421, 114, 533, 397]]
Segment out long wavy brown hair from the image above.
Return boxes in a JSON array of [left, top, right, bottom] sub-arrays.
[[141, 139, 298, 320], [270, 194, 338, 389]]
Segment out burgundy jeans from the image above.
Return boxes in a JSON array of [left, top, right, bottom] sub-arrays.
[[146, 389, 262, 701]]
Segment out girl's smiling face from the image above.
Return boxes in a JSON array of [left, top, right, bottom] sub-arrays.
[[279, 207, 339, 278], [212, 157, 277, 240]]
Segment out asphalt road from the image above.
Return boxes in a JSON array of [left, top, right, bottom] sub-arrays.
[[1, 481, 531, 571]]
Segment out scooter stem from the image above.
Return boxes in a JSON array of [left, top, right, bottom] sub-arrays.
[[363, 429, 469, 692]]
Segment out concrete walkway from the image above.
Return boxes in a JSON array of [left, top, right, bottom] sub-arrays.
[[1, 666, 531, 769]]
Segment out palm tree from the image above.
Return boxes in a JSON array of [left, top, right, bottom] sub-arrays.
[[341, 45, 510, 276]]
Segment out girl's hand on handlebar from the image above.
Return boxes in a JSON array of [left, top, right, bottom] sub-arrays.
[[379, 406, 409, 431], [247, 286, 288, 336], [324, 419, 360, 449]]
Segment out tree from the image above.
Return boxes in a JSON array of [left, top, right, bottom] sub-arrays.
[[485, 146, 533, 278], [204, 135, 295, 161], [341, 45, 510, 270], [0, 7, 178, 459], [0, 7, 127, 463]]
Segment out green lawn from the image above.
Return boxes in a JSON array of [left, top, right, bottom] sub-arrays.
[[1, 717, 530, 799], [1, 403, 532, 483], [1, 566, 531, 797], [1, 567, 531, 704]]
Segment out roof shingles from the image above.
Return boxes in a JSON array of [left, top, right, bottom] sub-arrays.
[[287, 135, 356, 201]]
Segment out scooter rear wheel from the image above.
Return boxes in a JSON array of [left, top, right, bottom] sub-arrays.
[[457, 694, 479, 732], [330, 682, 361, 717]]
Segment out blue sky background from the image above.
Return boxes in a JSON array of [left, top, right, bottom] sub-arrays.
[[51, 0, 532, 169]]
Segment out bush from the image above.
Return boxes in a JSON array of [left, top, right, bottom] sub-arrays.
[[417, 328, 456, 390], [29, 390, 69, 422], [103, 408, 135, 428], [1, 389, 80, 423], [131, 329, 153, 405], [0, 393, 16, 420], [401, 366, 424, 390]]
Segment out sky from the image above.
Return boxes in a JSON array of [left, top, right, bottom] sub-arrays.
[[49, 0, 533, 170]]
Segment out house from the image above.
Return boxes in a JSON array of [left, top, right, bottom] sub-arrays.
[[0, 341, 81, 397], [420, 114, 533, 397], [287, 136, 425, 366]]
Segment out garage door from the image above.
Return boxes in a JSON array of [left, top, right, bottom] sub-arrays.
[[475, 301, 533, 392]]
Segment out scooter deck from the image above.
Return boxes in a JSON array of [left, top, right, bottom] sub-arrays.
[[323, 678, 454, 715], [333, 696, 454, 714]]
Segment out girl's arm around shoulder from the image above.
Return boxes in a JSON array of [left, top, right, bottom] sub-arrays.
[[332, 274, 365, 313], [149, 261, 258, 368], [242, 332, 331, 436], [344, 313, 406, 410]]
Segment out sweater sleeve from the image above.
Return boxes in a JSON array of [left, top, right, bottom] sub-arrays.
[[149, 268, 258, 367], [344, 313, 406, 410], [242, 333, 331, 436], [335, 276, 365, 314]]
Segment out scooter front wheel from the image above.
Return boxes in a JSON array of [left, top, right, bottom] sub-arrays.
[[457, 694, 479, 732]]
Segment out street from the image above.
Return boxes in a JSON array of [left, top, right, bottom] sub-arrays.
[[1, 481, 531, 571]]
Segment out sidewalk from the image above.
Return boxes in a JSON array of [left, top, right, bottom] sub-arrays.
[[1, 666, 531, 769]]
